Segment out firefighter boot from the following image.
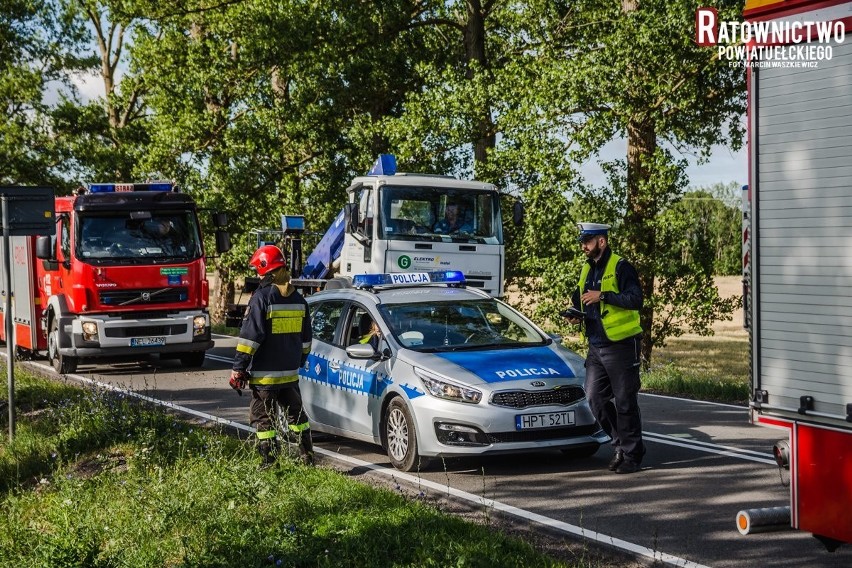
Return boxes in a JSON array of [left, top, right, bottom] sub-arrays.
[[257, 440, 276, 468], [299, 430, 315, 466]]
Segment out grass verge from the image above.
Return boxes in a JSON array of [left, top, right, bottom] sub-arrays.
[[1, 372, 575, 567], [646, 333, 749, 404]]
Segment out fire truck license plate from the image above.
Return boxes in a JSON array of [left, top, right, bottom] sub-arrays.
[[516, 411, 575, 430], [131, 336, 166, 347]]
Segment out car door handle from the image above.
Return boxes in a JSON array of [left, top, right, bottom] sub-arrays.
[[329, 362, 340, 371]]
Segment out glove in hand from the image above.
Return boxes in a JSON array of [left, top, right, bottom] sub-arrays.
[[229, 370, 248, 396]]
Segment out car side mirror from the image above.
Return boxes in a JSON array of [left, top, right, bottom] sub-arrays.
[[345, 343, 376, 359], [548, 333, 563, 344]]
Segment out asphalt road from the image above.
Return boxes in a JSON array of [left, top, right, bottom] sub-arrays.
[[18, 334, 852, 568]]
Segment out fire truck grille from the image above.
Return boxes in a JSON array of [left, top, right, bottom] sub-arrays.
[[490, 386, 585, 409], [99, 287, 189, 306], [486, 424, 599, 443], [104, 325, 188, 338]]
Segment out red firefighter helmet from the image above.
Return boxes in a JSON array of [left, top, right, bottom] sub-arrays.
[[249, 245, 287, 276]]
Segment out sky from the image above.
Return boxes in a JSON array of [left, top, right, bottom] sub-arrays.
[[70, 72, 747, 192], [579, 136, 747, 191]]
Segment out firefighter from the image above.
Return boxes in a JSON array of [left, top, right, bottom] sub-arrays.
[[229, 245, 314, 466], [563, 223, 646, 474]]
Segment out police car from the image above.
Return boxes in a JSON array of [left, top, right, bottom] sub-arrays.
[[300, 271, 606, 471]]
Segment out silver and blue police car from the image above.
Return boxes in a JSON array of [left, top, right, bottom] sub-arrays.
[[300, 271, 607, 471]]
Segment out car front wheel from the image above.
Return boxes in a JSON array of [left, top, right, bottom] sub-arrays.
[[383, 398, 429, 472]]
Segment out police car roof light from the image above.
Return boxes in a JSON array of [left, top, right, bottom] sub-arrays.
[[367, 154, 397, 176], [352, 271, 465, 290]]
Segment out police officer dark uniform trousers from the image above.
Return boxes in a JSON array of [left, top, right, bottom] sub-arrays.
[[229, 245, 314, 465], [564, 223, 646, 474]]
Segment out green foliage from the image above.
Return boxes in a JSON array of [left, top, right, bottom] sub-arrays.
[[676, 182, 743, 275], [0, 0, 96, 190], [1, 373, 565, 567], [8, 0, 748, 345]]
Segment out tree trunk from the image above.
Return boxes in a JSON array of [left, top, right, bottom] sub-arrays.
[[211, 263, 234, 325], [624, 118, 657, 368], [619, 0, 657, 368], [463, 0, 495, 172]]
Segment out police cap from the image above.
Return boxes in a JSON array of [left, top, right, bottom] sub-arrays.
[[577, 222, 611, 242]]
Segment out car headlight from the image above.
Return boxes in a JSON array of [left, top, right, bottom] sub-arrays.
[[193, 315, 208, 336], [414, 367, 482, 404]]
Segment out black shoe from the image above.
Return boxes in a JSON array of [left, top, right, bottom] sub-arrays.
[[615, 460, 642, 474], [608, 449, 624, 471]]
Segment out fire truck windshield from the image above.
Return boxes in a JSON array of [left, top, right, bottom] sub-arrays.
[[77, 212, 202, 263], [379, 185, 502, 244]]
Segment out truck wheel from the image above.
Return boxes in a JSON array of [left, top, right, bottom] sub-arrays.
[[48, 318, 77, 374], [179, 351, 206, 368], [383, 398, 429, 472]]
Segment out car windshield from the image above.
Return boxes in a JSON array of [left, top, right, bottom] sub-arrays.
[[380, 298, 546, 352], [379, 185, 502, 245], [77, 211, 202, 263]]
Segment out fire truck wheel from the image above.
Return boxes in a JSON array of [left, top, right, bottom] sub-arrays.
[[48, 318, 77, 374], [179, 351, 206, 368]]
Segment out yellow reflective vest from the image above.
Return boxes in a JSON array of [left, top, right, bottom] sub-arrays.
[[579, 253, 643, 342]]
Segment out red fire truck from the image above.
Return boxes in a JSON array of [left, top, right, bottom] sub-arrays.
[[744, 0, 852, 551], [0, 182, 228, 374]]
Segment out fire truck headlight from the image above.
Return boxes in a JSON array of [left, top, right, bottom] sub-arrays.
[[193, 316, 208, 336], [82, 321, 99, 341], [772, 440, 790, 469]]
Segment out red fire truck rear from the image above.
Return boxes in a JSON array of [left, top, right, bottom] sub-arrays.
[[743, 0, 852, 551], [0, 182, 228, 374]]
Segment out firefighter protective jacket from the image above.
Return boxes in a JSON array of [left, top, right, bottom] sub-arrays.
[[233, 281, 312, 388]]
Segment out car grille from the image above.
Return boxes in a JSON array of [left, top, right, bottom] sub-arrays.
[[104, 325, 188, 338], [490, 386, 585, 409], [99, 287, 188, 306], [486, 424, 599, 444]]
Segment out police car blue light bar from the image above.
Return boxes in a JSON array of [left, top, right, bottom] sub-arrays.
[[352, 271, 465, 288], [88, 182, 175, 193]]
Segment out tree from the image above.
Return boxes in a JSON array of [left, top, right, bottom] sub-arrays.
[[0, 0, 95, 190], [676, 182, 743, 276], [511, 0, 746, 364], [125, 0, 443, 321]]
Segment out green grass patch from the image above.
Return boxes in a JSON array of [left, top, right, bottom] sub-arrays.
[[212, 323, 238, 336], [647, 333, 749, 404], [1, 372, 572, 567], [642, 363, 749, 404]]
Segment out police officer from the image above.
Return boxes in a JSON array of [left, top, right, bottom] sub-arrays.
[[563, 223, 646, 474], [229, 245, 314, 466]]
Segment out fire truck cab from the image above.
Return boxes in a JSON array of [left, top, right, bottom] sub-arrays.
[[1, 182, 225, 374]]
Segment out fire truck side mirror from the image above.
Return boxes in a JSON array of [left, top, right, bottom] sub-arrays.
[[215, 230, 231, 254], [35, 236, 59, 271], [211, 212, 228, 228], [35, 236, 54, 260]]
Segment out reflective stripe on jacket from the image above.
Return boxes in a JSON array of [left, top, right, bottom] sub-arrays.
[[579, 253, 643, 342]]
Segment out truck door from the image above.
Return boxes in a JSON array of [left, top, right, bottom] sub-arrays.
[[342, 185, 377, 276], [52, 214, 73, 300]]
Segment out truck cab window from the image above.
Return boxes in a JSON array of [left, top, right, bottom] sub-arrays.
[[77, 212, 202, 262], [356, 187, 374, 238]]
